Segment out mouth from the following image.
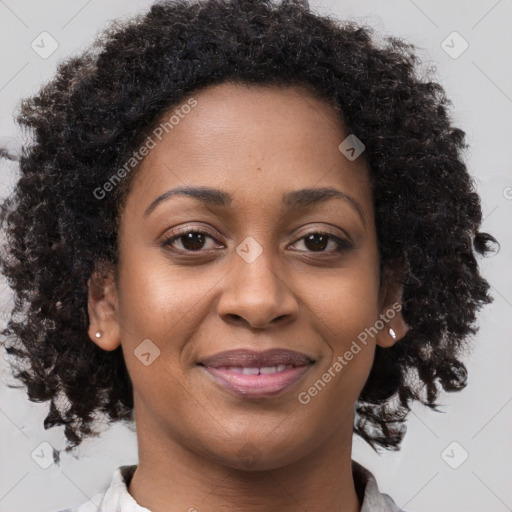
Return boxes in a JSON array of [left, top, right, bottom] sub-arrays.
[[197, 348, 315, 398]]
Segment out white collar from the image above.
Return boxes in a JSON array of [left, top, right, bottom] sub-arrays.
[[62, 461, 404, 512]]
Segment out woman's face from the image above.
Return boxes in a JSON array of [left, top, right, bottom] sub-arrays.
[[89, 82, 404, 469]]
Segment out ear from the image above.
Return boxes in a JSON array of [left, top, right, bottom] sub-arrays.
[[87, 261, 121, 351], [375, 274, 409, 348]]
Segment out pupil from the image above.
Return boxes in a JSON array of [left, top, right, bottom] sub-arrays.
[[305, 234, 327, 252], [182, 232, 205, 251]]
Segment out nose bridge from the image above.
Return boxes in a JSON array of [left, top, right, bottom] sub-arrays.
[[217, 234, 297, 328], [236, 234, 281, 291]]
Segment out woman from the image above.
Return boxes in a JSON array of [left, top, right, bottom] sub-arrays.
[[0, 0, 497, 511]]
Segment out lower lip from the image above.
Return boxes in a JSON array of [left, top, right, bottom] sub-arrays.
[[200, 364, 313, 398]]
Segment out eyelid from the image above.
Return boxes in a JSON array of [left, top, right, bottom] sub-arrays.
[[164, 224, 219, 239], [291, 223, 352, 245]]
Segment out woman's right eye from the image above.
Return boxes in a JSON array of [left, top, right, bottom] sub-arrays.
[[161, 229, 221, 252]]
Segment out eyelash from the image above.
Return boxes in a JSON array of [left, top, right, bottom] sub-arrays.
[[160, 228, 352, 255]]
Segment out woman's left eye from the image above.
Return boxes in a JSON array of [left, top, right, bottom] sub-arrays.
[[290, 232, 351, 253], [161, 229, 351, 254]]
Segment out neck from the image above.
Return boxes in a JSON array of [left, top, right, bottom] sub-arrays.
[[128, 397, 361, 512]]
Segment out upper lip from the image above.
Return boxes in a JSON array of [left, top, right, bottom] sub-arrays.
[[199, 348, 315, 368]]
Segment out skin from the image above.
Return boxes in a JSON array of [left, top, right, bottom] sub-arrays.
[[87, 82, 409, 512]]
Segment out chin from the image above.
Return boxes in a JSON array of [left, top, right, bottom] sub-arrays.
[[200, 434, 314, 472]]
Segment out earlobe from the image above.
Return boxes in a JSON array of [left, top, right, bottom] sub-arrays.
[[87, 264, 121, 351], [376, 278, 409, 348]]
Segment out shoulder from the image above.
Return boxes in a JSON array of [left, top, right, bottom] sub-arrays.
[[352, 460, 406, 512], [53, 465, 139, 512], [53, 490, 108, 512]]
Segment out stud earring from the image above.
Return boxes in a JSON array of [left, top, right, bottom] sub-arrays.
[[95, 330, 103, 338], [388, 328, 397, 340]]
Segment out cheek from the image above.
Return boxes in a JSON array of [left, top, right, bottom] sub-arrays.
[[303, 252, 381, 398], [114, 246, 193, 380], [115, 243, 215, 338], [114, 243, 237, 408], [307, 247, 381, 341], [114, 252, 209, 424]]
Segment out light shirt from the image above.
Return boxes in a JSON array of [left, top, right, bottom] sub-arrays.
[[56, 460, 405, 512]]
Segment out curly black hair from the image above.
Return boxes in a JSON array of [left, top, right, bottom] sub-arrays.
[[0, 0, 498, 455]]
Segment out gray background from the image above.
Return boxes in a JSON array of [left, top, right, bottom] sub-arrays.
[[0, 1, 511, 511]]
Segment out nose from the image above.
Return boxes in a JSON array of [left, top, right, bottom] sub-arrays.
[[217, 244, 299, 330]]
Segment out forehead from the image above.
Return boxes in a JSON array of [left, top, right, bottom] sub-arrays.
[[124, 82, 372, 220]]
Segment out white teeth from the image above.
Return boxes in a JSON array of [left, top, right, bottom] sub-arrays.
[[216, 365, 292, 374], [242, 367, 260, 375], [226, 367, 244, 373]]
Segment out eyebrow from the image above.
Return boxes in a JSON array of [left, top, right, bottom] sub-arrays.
[[143, 185, 365, 226]]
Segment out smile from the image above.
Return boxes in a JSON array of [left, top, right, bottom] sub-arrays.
[[197, 347, 316, 398], [199, 363, 313, 398]]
